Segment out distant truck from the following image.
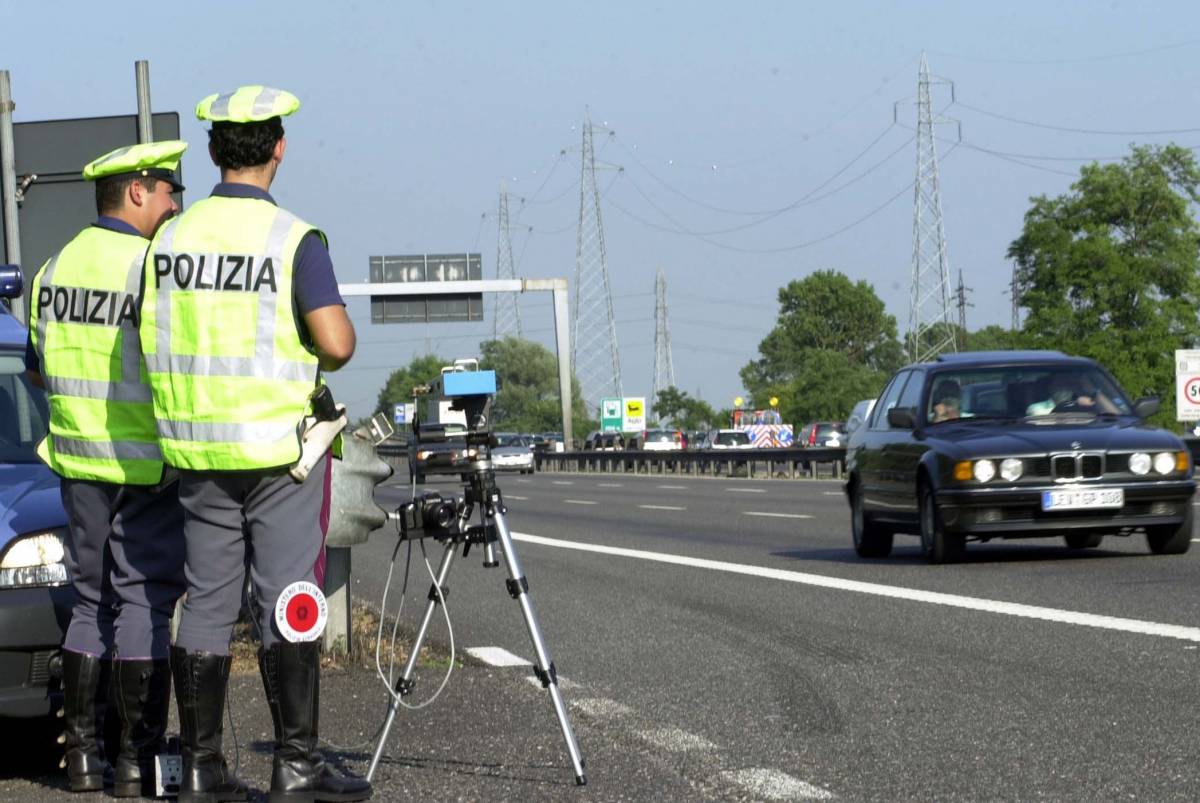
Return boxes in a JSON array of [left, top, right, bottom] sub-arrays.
[[730, 407, 793, 448]]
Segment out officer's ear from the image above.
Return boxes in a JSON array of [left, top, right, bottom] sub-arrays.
[[274, 136, 286, 167], [127, 178, 147, 208], [208, 142, 220, 167]]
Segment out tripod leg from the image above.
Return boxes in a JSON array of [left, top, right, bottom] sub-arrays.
[[489, 508, 587, 785], [367, 539, 458, 781]]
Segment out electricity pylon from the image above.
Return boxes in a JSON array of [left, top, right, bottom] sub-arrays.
[[651, 267, 676, 412], [573, 112, 622, 412], [907, 52, 957, 363], [492, 185, 523, 340]]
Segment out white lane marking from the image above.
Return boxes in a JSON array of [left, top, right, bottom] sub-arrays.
[[1192, 538, 1200, 542], [552, 480, 575, 486], [657, 484, 688, 490], [636, 727, 717, 752], [511, 532, 1200, 643], [726, 487, 767, 494], [639, 504, 686, 511], [467, 647, 528, 667], [722, 768, 834, 800], [564, 499, 597, 506], [570, 697, 633, 718], [507, 495, 528, 501], [598, 482, 624, 487], [744, 512, 814, 520], [823, 491, 843, 496]]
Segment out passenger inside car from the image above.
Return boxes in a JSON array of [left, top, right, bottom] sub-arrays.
[[929, 379, 961, 422]]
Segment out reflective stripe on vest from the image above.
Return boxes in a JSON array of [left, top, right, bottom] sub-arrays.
[[140, 196, 321, 470], [29, 227, 163, 484]]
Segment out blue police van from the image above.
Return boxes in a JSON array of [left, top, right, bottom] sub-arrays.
[[0, 270, 71, 718]]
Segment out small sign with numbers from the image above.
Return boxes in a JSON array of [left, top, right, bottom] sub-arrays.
[[1175, 350, 1200, 421]]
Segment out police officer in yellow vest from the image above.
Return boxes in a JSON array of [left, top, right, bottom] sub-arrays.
[[139, 87, 368, 803], [26, 141, 188, 796]]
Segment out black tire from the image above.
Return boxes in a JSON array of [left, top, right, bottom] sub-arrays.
[[919, 480, 965, 564], [1064, 533, 1103, 549], [1147, 505, 1192, 555], [850, 482, 893, 558]]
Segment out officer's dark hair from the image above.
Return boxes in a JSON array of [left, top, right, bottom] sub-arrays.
[[208, 117, 285, 170], [95, 176, 158, 216]]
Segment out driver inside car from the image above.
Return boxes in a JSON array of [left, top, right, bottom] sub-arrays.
[[1026, 373, 1117, 415]]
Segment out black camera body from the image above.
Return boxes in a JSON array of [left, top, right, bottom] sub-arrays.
[[396, 492, 459, 539]]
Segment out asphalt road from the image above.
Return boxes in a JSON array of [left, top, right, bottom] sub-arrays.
[[353, 468, 1200, 801], [2, 467, 1198, 801]]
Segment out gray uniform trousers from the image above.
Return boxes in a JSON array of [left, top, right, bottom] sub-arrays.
[[173, 456, 328, 655], [60, 478, 186, 660]]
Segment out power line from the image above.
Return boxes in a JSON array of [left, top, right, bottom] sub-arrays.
[[955, 100, 1200, 136], [929, 38, 1199, 66]]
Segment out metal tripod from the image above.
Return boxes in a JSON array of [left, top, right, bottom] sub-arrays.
[[366, 459, 587, 785]]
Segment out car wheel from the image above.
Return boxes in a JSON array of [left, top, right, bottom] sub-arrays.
[[1064, 533, 1103, 549], [1146, 505, 1192, 555], [919, 480, 965, 564], [851, 482, 893, 558]]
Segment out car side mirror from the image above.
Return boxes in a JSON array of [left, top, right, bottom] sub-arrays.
[[0, 265, 22, 300], [887, 407, 916, 429], [1132, 396, 1160, 419]]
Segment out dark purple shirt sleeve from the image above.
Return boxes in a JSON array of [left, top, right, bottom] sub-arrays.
[[293, 232, 344, 314]]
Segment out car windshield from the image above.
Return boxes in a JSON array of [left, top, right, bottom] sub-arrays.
[[816, 424, 842, 438], [494, 434, 527, 448], [644, 430, 675, 442], [715, 431, 751, 446], [926, 365, 1133, 424], [0, 352, 49, 463]]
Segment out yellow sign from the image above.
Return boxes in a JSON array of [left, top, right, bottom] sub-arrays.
[[734, 396, 744, 407], [769, 396, 779, 407], [625, 399, 643, 416]]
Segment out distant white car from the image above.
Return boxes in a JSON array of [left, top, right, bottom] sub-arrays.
[[491, 433, 535, 474], [700, 429, 752, 449]]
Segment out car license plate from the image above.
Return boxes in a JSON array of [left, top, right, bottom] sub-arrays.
[[1041, 488, 1124, 511]]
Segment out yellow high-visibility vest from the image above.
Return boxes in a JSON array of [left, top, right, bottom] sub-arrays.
[[28, 226, 163, 484], [139, 195, 322, 470]]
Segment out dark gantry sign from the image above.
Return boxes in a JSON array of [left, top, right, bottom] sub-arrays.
[[368, 253, 484, 324], [0, 113, 182, 307]]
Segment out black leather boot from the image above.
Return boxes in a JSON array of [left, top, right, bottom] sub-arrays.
[[110, 658, 171, 797], [171, 647, 249, 803], [259, 642, 371, 802], [60, 649, 107, 792]]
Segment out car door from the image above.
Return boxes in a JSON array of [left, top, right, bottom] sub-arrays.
[[856, 370, 911, 515], [880, 368, 927, 524]]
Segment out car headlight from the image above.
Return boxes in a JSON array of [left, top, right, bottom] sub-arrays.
[[1129, 452, 1151, 475], [973, 459, 996, 483], [0, 528, 69, 588], [1154, 452, 1176, 475], [999, 458, 1023, 481]]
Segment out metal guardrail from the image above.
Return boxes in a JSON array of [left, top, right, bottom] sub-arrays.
[[536, 447, 847, 480], [375, 441, 847, 480]]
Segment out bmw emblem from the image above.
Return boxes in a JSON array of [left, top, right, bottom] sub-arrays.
[[1070, 440, 1082, 450]]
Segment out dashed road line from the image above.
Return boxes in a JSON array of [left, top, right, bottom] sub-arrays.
[[822, 491, 843, 496], [597, 482, 624, 487], [467, 647, 529, 667], [722, 768, 834, 800], [744, 512, 813, 519], [506, 495, 528, 501], [636, 727, 717, 752], [511, 531, 1200, 643], [639, 504, 686, 511], [564, 499, 597, 506], [552, 480, 575, 486], [570, 697, 633, 718], [726, 487, 767, 494], [657, 484, 687, 490]]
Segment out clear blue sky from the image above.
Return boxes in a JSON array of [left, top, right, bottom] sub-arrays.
[[3, 1, 1198, 420]]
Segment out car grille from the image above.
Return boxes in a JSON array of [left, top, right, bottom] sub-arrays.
[[1051, 453, 1104, 481]]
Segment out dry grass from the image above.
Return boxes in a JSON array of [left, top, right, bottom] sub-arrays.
[[229, 600, 454, 674]]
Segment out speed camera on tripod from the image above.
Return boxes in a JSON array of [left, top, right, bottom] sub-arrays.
[[416, 358, 496, 444]]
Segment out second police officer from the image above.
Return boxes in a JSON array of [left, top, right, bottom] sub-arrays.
[[138, 87, 369, 802], [27, 142, 189, 797]]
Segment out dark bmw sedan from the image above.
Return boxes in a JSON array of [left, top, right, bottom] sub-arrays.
[[845, 351, 1195, 563]]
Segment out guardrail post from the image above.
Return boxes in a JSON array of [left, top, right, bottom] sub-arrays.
[[323, 547, 352, 655]]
